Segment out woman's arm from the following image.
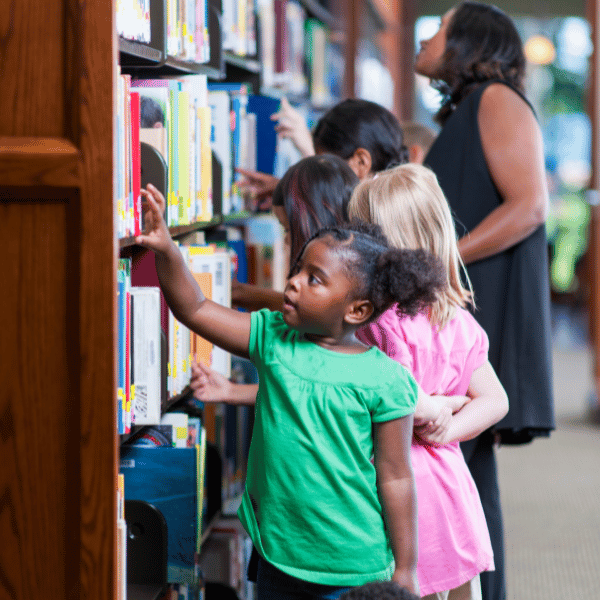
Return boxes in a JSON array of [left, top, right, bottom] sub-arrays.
[[374, 415, 419, 595], [190, 361, 258, 405], [137, 185, 252, 358], [459, 83, 549, 265], [232, 280, 284, 312]]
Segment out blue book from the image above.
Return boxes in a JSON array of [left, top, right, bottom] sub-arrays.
[[120, 445, 202, 584], [247, 95, 280, 175]]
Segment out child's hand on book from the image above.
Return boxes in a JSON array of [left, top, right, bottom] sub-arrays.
[[136, 184, 172, 254], [190, 360, 233, 403]]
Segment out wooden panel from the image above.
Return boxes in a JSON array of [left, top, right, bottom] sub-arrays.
[[0, 138, 80, 187], [76, 0, 118, 596], [0, 193, 78, 600], [0, 0, 65, 136]]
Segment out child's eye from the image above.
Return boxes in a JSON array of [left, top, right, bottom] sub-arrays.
[[309, 274, 320, 284]]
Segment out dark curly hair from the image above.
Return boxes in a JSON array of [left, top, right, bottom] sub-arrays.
[[339, 581, 420, 600], [434, 1, 526, 124], [312, 99, 409, 173], [293, 221, 446, 323], [272, 154, 359, 262]]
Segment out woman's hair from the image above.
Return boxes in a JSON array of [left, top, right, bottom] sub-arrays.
[[294, 221, 445, 324], [272, 154, 359, 263], [348, 163, 473, 329], [312, 99, 409, 173], [434, 1, 526, 124]]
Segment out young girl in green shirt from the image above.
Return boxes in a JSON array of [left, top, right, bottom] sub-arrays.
[[138, 185, 445, 598]]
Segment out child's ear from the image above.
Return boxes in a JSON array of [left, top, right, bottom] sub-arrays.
[[344, 299, 374, 326], [409, 144, 426, 164], [347, 148, 373, 180]]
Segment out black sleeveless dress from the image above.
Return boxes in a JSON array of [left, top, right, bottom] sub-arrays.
[[425, 80, 555, 445]]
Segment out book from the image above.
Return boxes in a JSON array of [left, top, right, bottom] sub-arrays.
[[246, 95, 280, 175], [161, 412, 189, 448], [120, 444, 204, 585], [130, 286, 162, 426]]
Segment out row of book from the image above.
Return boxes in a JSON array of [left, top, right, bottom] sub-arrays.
[[117, 72, 291, 235], [120, 418, 208, 585], [117, 242, 232, 434], [259, 1, 343, 107], [117, 0, 210, 63], [117, 0, 151, 44]]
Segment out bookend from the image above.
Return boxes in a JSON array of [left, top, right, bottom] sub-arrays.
[[141, 142, 168, 200], [125, 499, 168, 591]]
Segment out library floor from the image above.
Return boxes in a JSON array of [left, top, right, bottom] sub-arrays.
[[498, 305, 600, 599]]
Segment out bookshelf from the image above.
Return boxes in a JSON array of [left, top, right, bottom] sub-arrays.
[[0, 1, 410, 599]]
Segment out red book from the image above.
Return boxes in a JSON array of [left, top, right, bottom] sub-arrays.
[[125, 287, 132, 433], [130, 91, 142, 236], [274, 0, 287, 74]]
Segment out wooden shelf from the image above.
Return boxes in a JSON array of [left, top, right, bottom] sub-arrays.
[[119, 216, 223, 249], [297, 0, 341, 29], [364, 0, 388, 30], [119, 38, 163, 66], [224, 52, 261, 74]]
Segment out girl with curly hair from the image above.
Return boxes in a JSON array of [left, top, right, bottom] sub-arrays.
[[138, 183, 447, 598]]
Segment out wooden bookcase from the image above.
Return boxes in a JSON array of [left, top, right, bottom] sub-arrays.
[[0, 1, 410, 599], [0, 1, 117, 599]]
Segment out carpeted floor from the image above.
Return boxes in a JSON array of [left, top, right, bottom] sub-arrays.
[[497, 339, 600, 599]]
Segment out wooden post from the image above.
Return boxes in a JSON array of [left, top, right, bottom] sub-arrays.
[[587, 0, 600, 419]]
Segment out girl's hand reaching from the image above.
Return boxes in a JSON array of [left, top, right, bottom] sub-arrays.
[[190, 360, 233, 403], [271, 97, 315, 158], [137, 184, 173, 255]]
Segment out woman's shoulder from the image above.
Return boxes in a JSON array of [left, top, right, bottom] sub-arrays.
[[478, 81, 535, 121]]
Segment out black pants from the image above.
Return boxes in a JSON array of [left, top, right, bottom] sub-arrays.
[[461, 432, 505, 600]]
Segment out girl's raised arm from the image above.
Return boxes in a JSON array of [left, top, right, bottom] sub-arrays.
[[137, 185, 252, 358]]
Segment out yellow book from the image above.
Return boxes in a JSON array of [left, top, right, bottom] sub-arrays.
[[191, 272, 213, 368], [178, 90, 191, 224], [198, 106, 213, 221]]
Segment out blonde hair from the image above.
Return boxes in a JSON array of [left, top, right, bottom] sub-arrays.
[[348, 163, 473, 329]]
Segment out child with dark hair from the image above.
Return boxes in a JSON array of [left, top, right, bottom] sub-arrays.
[[339, 581, 420, 600], [312, 99, 409, 178], [192, 154, 359, 407], [236, 98, 408, 206], [139, 95, 165, 128], [138, 185, 447, 598]]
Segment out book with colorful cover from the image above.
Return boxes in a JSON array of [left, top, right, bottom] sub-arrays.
[[120, 444, 203, 584]]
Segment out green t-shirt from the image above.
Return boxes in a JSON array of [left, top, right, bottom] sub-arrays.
[[237, 310, 418, 585]]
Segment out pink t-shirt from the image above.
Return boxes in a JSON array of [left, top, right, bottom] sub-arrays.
[[358, 308, 494, 595]]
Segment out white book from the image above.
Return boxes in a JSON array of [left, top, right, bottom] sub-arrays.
[[188, 248, 232, 377], [208, 91, 232, 215], [130, 287, 162, 425], [160, 412, 189, 448]]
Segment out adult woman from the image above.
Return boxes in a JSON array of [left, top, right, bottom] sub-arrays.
[[416, 3, 554, 600]]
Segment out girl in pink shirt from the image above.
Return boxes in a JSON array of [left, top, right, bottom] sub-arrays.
[[350, 164, 509, 600]]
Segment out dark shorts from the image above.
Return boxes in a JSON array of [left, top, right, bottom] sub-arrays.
[[256, 556, 352, 600]]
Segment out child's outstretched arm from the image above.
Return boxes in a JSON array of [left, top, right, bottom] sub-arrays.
[[231, 280, 284, 312], [137, 185, 251, 358], [374, 415, 419, 596], [190, 361, 258, 405]]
